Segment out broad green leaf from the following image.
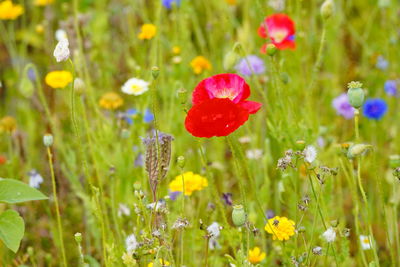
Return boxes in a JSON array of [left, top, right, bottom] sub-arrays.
[[0, 178, 48, 204], [0, 209, 24, 253]]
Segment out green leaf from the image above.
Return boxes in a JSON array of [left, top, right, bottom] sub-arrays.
[[0, 210, 25, 253], [0, 178, 48, 204]]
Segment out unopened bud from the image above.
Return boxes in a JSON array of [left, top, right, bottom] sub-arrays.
[[295, 140, 306, 150], [133, 181, 141, 190], [297, 226, 306, 233], [320, 0, 335, 20], [43, 134, 54, 147], [151, 66, 160, 79], [74, 232, 82, 243], [177, 88, 187, 105], [74, 78, 85, 95], [389, 155, 400, 169], [280, 72, 290, 84], [232, 205, 247, 227], [330, 219, 339, 227], [177, 156, 185, 169], [266, 43, 277, 56], [347, 81, 365, 109], [347, 144, 372, 159]]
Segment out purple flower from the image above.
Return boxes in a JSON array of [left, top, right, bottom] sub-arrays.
[[235, 55, 266, 76], [384, 80, 397, 96], [376, 56, 389, 71], [134, 153, 143, 167], [332, 93, 355, 119], [169, 191, 181, 200], [162, 0, 180, 9], [266, 209, 275, 219], [222, 193, 233, 206], [362, 98, 388, 120]]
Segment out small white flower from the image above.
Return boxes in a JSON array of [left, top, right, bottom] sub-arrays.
[[28, 170, 44, 189], [55, 29, 68, 42], [246, 149, 263, 160], [125, 234, 138, 253], [207, 222, 221, 237], [146, 199, 166, 211], [53, 38, 70, 62], [304, 145, 317, 163], [322, 227, 336, 243], [118, 203, 131, 217], [121, 78, 149, 95], [238, 136, 251, 144], [359, 235, 372, 250]]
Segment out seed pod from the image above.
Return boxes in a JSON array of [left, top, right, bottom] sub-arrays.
[[347, 81, 365, 108], [320, 0, 335, 20], [43, 134, 54, 147], [232, 205, 247, 227], [266, 43, 277, 56], [347, 144, 372, 159]]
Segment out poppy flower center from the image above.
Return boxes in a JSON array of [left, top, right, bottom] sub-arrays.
[[214, 88, 237, 100], [271, 29, 288, 43]]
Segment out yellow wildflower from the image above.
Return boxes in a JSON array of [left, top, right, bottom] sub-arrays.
[[0, 0, 23, 20], [34, 0, 54, 6], [99, 92, 124, 110], [169, 171, 208, 196], [190, 56, 212, 74], [147, 259, 170, 267], [35, 24, 44, 34], [138, 24, 156, 40], [248, 246, 266, 264], [264, 216, 295, 241], [45, 70, 73, 89], [0, 116, 17, 133], [172, 46, 181, 55], [225, 0, 236, 5]]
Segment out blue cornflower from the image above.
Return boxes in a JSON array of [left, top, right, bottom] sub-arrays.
[[362, 98, 388, 120], [235, 55, 265, 76], [376, 56, 389, 71], [124, 109, 139, 124], [384, 80, 397, 96], [143, 109, 154, 123], [162, 0, 180, 9]]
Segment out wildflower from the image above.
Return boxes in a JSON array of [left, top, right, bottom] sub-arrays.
[[121, 252, 136, 265], [0, 0, 24, 20], [376, 55, 388, 70], [225, 0, 236, 5], [359, 235, 372, 250], [34, 0, 54, 6], [190, 56, 212, 74], [222, 193, 233, 206], [118, 203, 131, 217], [384, 80, 397, 96], [0, 116, 17, 133], [246, 149, 263, 160], [53, 38, 70, 62], [248, 247, 266, 264], [303, 145, 317, 163], [162, 0, 180, 9], [134, 153, 143, 167], [125, 234, 138, 253], [74, 77, 85, 95], [99, 92, 124, 110], [28, 170, 44, 189], [266, 210, 275, 219], [121, 78, 149, 95], [35, 24, 44, 34], [43, 133, 54, 147], [185, 73, 262, 138], [55, 29, 67, 41], [143, 109, 154, 123], [172, 45, 181, 54], [332, 93, 355, 119], [265, 216, 295, 241], [277, 150, 294, 170], [0, 155, 6, 165], [322, 227, 336, 243], [169, 171, 208, 196], [258, 14, 296, 50], [138, 24, 156, 40], [268, 0, 285, 11], [362, 98, 388, 120], [235, 55, 266, 76], [207, 222, 221, 249], [45, 70, 73, 89], [147, 259, 170, 267], [312, 246, 323, 255], [172, 217, 189, 230], [146, 199, 167, 212]]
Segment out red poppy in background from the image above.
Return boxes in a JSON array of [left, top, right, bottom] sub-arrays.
[[0, 155, 6, 165], [185, 73, 262, 138], [258, 14, 296, 51]]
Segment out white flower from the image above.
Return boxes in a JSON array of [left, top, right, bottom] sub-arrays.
[[207, 222, 221, 250], [246, 149, 263, 160], [146, 199, 166, 212], [359, 235, 372, 250], [304, 145, 317, 163], [125, 234, 138, 253], [53, 38, 70, 62], [118, 203, 131, 217], [238, 136, 251, 144], [55, 29, 68, 42], [322, 227, 336, 243], [121, 78, 149, 95], [268, 0, 285, 11], [28, 170, 44, 189]]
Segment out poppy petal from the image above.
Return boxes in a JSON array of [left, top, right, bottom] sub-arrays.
[[239, 101, 262, 114], [185, 98, 250, 138]]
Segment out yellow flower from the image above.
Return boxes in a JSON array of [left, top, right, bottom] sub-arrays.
[[45, 70, 73, 89], [0, 0, 24, 20], [172, 46, 181, 55], [147, 259, 170, 267], [138, 24, 156, 40], [34, 0, 54, 6], [248, 246, 266, 264], [0, 116, 17, 133], [264, 216, 295, 241], [99, 92, 124, 110], [225, 0, 236, 5], [190, 56, 212, 74], [35, 24, 44, 34], [169, 171, 208, 196]]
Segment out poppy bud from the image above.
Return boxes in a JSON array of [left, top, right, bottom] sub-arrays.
[[347, 81, 365, 108], [74, 232, 82, 243], [177, 156, 185, 168], [280, 72, 290, 84], [295, 140, 306, 150], [320, 0, 335, 20], [298, 226, 306, 233], [133, 181, 141, 190], [177, 88, 188, 105], [347, 144, 372, 159], [330, 219, 339, 227], [266, 43, 277, 56], [232, 204, 247, 227], [151, 66, 160, 79], [43, 134, 54, 147], [389, 155, 400, 169], [223, 50, 239, 70]]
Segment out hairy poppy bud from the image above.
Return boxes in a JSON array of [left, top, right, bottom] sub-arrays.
[[177, 156, 185, 169], [295, 140, 306, 150], [347, 81, 365, 109], [347, 144, 372, 159], [74, 232, 82, 243], [266, 43, 277, 56], [177, 88, 187, 105], [232, 205, 247, 227], [389, 155, 400, 169], [151, 66, 160, 79], [320, 0, 335, 20], [43, 134, 54, 147]]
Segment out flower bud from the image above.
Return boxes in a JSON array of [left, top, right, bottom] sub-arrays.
[[43, 134, 54, 147], [330, 219, 339, 227], [389, 155, 400, 169], [223, 50, 239, 70], [177, 88, 187, 105], [280, 72, 290, 84], [320, 0, 335, 20], [74, 232, 82, 243], [19, 73, 34, 98], [151, 66, 160, 79], [27, 246, 34, 256], [232, 205, 247, 227], [74, 77, 85, 95], [177, 156, 185, 169], [295, 140, 306, 150], [266, 43, 277, 56], [347, 144, 372, 159], [297, 226, 306, 233], [133, 181, 141, 190], [347, 81, 365, 108]]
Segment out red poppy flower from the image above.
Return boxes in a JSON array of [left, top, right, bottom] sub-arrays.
[[0, 155, 6, 165], [192, 73, 262, 114], [258, 14, 295, 50], [185, 98, 250, 138]]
